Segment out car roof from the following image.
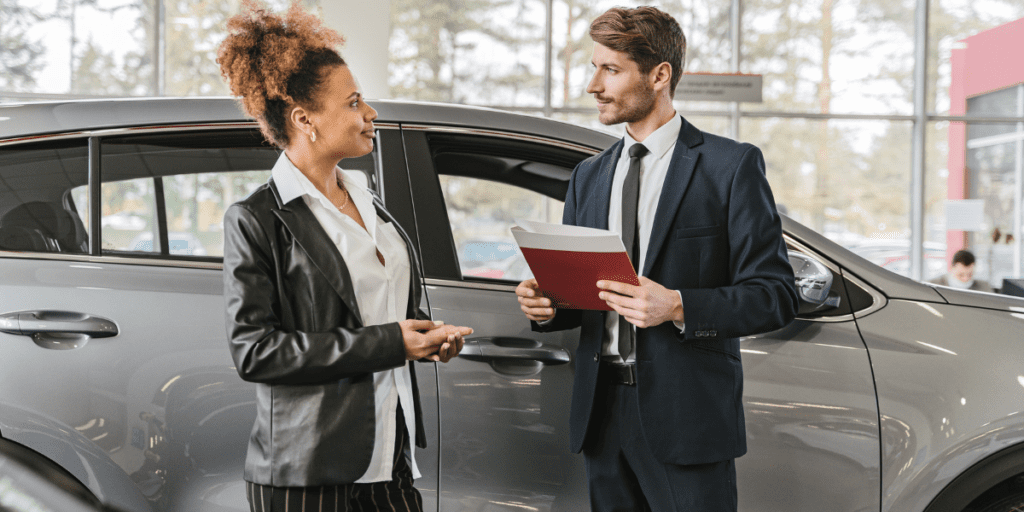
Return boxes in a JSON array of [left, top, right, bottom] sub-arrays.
[[0, 97, 616, 150]]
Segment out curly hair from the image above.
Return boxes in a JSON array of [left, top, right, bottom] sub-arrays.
[[590, 7, 686, 96], [217, 0, 346, 147]]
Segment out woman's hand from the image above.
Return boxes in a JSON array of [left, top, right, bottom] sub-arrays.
[[399, 320, 472, 362]]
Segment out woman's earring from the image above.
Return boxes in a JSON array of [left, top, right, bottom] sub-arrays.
[[310, 130, 317, 143]]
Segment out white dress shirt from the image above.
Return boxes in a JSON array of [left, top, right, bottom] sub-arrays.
[[271, 152, 420, 483], [603, 115, 687, 362]]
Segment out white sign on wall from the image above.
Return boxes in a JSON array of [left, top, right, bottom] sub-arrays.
[[674, 73, 763, 103], [946, 199, 985, 231]]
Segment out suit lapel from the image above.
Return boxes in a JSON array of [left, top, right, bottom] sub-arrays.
[[592, 140, 623, 230], [269, 179, 364, 325], [642, 118, 702, 277]]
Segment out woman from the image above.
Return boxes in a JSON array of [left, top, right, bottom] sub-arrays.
[[217, 2, 472, 511]]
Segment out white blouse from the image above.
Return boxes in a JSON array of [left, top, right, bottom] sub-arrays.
[[271, 152, 420, 483]]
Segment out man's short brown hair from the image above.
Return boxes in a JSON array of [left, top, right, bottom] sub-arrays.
[[952, 249, 976, 267], [590, 6, 686, 96]]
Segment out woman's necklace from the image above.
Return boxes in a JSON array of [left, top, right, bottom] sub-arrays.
[[335, 178, 350, 211]]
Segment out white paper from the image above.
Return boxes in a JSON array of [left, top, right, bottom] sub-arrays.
[[511, 219, 627, 253]]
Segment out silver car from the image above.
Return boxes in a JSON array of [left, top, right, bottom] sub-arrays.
[[1, 98, 1023, 512]]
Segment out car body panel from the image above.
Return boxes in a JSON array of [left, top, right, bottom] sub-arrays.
[[426, 281, 589, 511], [0, 401, 154, 512], [0, 257, 243, 511], [738, 316, 880, 512], [856, 299, 1024, 512], [929, 284, 1024, 312]]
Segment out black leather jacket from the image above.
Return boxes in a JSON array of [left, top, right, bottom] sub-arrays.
[[223, 178, 428, 487]]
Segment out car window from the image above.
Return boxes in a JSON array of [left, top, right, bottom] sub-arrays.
[[439, 175, 563, 281], [0, 139, 90, 255], [69, 178, 161, 254], [418, 132, 583, 283], [159, 171, 274, 257], [96, 129, 377, 260]]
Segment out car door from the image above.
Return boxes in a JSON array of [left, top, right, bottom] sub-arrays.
[[401, 126, 593, 511], [399, 124, 888, 511], [0, 125, 440, 512], [736, 236, 883, 512]]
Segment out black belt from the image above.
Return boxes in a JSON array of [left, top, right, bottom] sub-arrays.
[[599, 360, 636, 386]]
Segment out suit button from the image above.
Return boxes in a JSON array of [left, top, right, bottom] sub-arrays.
[[594, 353, 600, 362]]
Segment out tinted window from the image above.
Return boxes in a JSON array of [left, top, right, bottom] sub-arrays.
[[0, 139, 90, 254], [99, 129, 379, 259], [439, 175, 562, 281], [426, 133, 580, 282]]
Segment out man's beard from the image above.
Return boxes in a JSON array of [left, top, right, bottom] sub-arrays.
[[600, 80, 657, 125]]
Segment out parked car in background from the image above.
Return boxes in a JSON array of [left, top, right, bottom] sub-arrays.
[[2, 99, 1024, 512], [127, 232, 208, 256], [457, 238, 534, 281]]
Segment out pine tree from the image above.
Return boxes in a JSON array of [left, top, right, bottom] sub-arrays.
[[0, 0, 46, 90]]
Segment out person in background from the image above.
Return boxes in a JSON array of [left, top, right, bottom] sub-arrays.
[[218, 2, 472, 510], [930, 249, 992, 292]]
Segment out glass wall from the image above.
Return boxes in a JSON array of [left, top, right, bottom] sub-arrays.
[[3, 0, 1024, 287]]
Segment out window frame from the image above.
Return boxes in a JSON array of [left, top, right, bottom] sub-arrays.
[[0, 136, 91, 256], [0, 122, 405, 270], [785, 235, 887, 322], [400, 125, 598, 284]]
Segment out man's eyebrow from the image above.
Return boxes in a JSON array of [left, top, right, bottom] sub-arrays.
[[347, 92, 361, 100]]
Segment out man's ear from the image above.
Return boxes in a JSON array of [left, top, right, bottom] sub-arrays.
[[650, 62, 673, 93]]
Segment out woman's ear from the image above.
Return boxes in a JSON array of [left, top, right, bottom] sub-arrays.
[[289, 105, 313, 139]]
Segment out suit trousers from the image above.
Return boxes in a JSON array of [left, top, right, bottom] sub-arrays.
[[583, 363, 738, 512], [246, 404, 423, 512]]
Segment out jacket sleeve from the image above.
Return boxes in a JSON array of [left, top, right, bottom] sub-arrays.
[[532, 162, 583, 333], [222, 203, 407, 386], [677, 146, 799, 340]]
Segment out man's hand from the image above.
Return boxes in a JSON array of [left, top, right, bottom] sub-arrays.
[[516, 278, 555, 322], [399, 319, 472, 362], [597, 277, 683, 328]]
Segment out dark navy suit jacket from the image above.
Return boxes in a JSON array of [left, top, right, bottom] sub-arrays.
[[536, 116, 798, 465]]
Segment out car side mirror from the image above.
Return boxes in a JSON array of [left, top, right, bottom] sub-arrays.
[[788, 251, 834, 306]]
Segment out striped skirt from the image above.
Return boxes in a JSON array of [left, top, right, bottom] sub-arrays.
[[246, 407, 422, 512]]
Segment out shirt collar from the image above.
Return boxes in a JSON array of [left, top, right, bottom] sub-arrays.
[[271, 152, 307, 205], [271, 152, 376, 237], [623, 114, 682, 161]]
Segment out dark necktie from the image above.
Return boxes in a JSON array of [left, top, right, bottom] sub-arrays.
[[618, 143, 648, 361]]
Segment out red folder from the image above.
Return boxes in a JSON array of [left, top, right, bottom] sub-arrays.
[[511, 220, 640, 311]]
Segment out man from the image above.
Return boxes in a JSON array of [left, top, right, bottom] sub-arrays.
[[929, 249, 992, 292], [515, 7, 798, 511]]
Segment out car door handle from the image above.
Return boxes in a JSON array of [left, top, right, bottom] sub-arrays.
[[459, 337, 570, 365], [0, 310, 118, 350]]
